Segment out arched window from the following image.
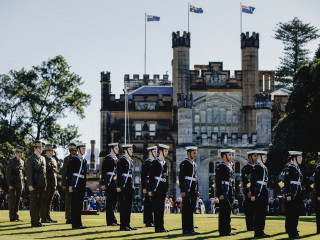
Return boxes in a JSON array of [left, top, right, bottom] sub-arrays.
[[201, 110, 206, 123], [209, 162, 214, 173]]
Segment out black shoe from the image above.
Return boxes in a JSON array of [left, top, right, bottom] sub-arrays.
[[220, 233, 236, 236], [146, 223, 154, 227], [128, 226, 137, 230], [183, 230, 200, 235], [66, 220, 72, 224], [108, 222, 119, 226], [120, 227, 131, 231], [231, 227, 237, 230], [41, 219, 51, 223], [10, 219, 15, 222], [72, 226, 87, 229], [156, 229, 169, 233], [255, 233, 270, 238], [48, 219, 57, 223], [194, 226, 198, 228], [15, 219, 23, 222], [289, 235, 302, 239], [32, 222, 45, 227]]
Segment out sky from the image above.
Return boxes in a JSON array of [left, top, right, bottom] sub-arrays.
[[1, 0, 320, 157]]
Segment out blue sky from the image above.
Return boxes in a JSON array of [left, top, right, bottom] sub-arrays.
[[1, 0, 319, 156]]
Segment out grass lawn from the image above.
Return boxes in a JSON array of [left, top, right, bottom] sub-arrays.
[[0, 210, 318, 239]]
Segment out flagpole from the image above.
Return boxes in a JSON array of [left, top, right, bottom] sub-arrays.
[[124, 81, 127, 144], [240, 3, 242, 35], [188, 2, 190, 32], [144, 13, 147, 74]]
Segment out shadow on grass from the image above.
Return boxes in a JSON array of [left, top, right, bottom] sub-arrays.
[[236, 231, 286, 240], [266, 216, 316, 223]]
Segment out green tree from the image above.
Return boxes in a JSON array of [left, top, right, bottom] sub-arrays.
[[315, 44, 320, 59], [269, 58, 320, 195], [274, 17, 319, 89]]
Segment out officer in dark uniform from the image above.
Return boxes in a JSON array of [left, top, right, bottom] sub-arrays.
[[116, 144, 137, 231], [179, 146, 200, 235], [6, 146, 25, 222], [61, 143, 77, 224], [284, 151, 303, 239], [67, 143, 87, 229], [313, 152, 320, 234], [141, 146, 157, 227], [40, 144, 58, 223], [215, 149, 235, 236], [250, 151, 270, 238], [148, 144, 169, 233], [26, 140, 47, 227], [100, 142, 119, 226], [241, 150, 257, 231]]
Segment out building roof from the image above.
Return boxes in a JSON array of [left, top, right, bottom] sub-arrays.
[[270, 88, 292, 100], [128, 86, 173, 99]]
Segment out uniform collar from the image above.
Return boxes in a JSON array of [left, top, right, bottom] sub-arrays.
[[246, 162, 255, 167], [184, 157, 195, 165], [145, 158, 152, 162]]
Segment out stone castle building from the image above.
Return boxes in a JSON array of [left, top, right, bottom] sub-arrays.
[[99, 31, 284, 202]]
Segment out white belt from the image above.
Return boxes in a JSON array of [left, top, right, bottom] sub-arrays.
[[155, 176, 166, 182], [185, 176, 197, 181], [122, 173, 132, 177], [256, 181, 267, 186], [106, 172, 115, 176], [290, 181, 300, 185], [222, 181, 230, 185], [73, 173, 84, 178]]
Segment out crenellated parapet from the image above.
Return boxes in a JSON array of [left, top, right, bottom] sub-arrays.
[[172, 31, 191, 48], [241, 32, 259, 48], [100, 71, 111, 82], [255, 92, 272, 109], [124, 74, 170, 91]]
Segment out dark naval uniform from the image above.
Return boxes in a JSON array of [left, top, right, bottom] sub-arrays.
[[40, 155, 58, 222], [284, 163, 303, 238], [241, 162, 255, 231], [101, 154, 118, 226], [148, 158, 169, 232], [141, 158, 154, 226], [61, 154, 72, 223], [67, 154, 87, 229], [215, 161, 233, 235], [25, 153, 47, 226], [117, 155, 134, 230], [251, 162, 268, 236], [314, 163, 320, 234], [179, 157, 198, 233], [6, 157, 24, 221]]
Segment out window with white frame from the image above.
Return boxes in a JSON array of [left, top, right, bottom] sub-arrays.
[[149, 123, 156, 136], [135, 124, 142, 137]]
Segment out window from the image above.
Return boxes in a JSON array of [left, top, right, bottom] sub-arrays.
[[135, 124, 142, 137], [134, 175, 140, 184], [134, 164, 140, 172], [150, 123, 156, 136]]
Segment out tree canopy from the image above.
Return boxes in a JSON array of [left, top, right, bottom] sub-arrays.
[[274, 17, 319, 89]]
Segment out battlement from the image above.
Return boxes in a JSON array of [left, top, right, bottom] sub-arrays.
[[100, 71, 111, 82], [255, 92, 272, 109], [241, 32, 259, 48], [124, 74, 171, 91], [172, 31, 191, 48]]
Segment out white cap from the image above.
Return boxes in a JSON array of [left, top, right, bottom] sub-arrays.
[[108, 143, 118, 147], [256, 151, 268, 155], [247, 150, 257, 155], [158, 144, 170, 150], [219, 149, 233, 154], [147, 146, 157, 151], [77, 143, 86, 147], [185, 146, 198, 151], [289, 151, 302, 156], [122, 144, 133, 148]]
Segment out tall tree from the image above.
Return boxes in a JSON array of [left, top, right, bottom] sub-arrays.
[[268, 58, 320, 195], [315, 44, 320, 59], [274, 17, 319, 89]]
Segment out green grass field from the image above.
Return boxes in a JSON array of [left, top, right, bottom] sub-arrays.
[[0, 211, 318, 239]]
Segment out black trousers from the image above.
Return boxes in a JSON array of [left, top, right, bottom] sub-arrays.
[[316, 199, 320, 233], [105, 186, 118, 225], [254, 188, 268, 235], [244, 195, 255, 230], [218, 198, 231, 235], [152, 190, 166, 231], [285, 199, 300, 236], [119, 188, 133, 228], [143, 193, 153, 225], [71, 187, 85, 228], [181, 194, 197, 232]]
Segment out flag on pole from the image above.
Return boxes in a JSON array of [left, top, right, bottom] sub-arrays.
[[190, 4, 203, 14], [241, 5, 255, 14], [147, 15, 160, 21]]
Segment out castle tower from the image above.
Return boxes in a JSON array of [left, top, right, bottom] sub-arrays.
[[255, 93, 272, 147], [241, 32, 259, 135], [172, 31, 191, 107], [100, 71, 111, 151], [90, 140, 96, 170]]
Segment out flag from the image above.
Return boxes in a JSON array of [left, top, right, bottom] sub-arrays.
[[242, 5, 255, 14], [190, 4, 203, 14], [147, 15, 160, 22]]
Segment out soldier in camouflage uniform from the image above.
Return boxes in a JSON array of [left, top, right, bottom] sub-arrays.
[[6, 146, 25, 222], [61, 143, 77, 224], [40, 144, 58, 223], [25, 140, 47, 227]]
